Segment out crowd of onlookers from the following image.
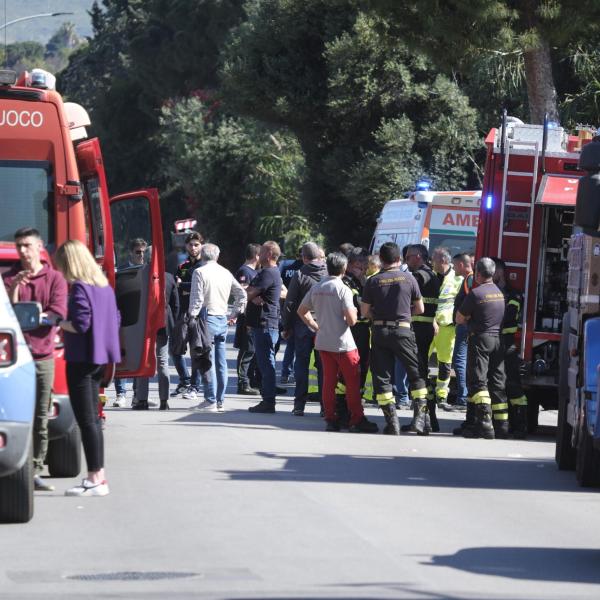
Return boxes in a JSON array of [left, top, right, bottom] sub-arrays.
[[4, 224, 527, 498]]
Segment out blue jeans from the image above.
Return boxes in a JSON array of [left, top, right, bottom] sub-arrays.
[[452, 323, 469, 405], [393, 358, 409, 404], [293, 322, 316, 402], [203, 315, 229, 405], [281, 333, 295, 378], [252, 327, 279, 404], [114, 378, 127, 396], [172, 354, 191, 387]]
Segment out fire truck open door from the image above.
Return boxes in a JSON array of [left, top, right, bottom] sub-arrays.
[[75, 138, 116, 285], [109, 189, 165, 377]]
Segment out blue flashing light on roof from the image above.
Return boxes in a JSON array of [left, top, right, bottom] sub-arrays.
[[485, 194, 493, 210], [416, 180, 431, 191]]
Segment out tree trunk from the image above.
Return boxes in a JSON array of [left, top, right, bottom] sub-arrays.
[[523, 39, 559, 124]]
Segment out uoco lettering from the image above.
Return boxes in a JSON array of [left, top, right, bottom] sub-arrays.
[[0, 110, 44, 128]]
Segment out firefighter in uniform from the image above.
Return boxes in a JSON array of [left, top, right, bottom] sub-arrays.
[[455, 257, 507, 439], [428, 247, 463, 431], [335, 249, 371, 426], [361, 242, 429, 435], [492, 257, 528, 439], [403, 244, 440, 432]]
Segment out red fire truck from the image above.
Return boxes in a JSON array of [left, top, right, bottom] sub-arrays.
[[475, 113, 587, 430], [0, 68, 165, 479]]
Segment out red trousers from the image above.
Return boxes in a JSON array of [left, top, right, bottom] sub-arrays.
[[320, 348, 364, 426]]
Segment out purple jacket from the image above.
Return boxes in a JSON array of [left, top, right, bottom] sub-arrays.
[[64, 281, 121, 365]]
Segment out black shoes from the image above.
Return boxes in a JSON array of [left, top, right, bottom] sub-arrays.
[[238, 385, 260, 395], [463, 404, 495, 439], [427, 399, 440, 433], [159, 401, 170, 410], [349, 417, 379, 434], [131, 400, 149, 410], [325, 420, 341, 432], [276, 386, 287, 395], [248, 401, 276, 413]]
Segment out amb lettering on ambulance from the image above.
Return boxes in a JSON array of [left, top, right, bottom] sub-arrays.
[[0, 68, 165, 379], [370, 190, 481, 255]]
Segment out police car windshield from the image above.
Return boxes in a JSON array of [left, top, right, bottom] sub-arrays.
[[0, 160, 53, 245]]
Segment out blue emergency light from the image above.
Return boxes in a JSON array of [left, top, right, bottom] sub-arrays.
[[416, 180, 431, 191], [485, 194, 493, 210]]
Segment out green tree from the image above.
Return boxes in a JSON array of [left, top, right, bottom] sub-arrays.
[[368, 0, 600, 124], [157, 95, 311, 264], [222, 3, 479, 245]]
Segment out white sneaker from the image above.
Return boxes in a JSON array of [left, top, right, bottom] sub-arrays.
[[148, 400, 158, 408], [65, 479, 110, 497], [182, 387, 197, 400], [191, 400, 217, 412], [217, 403, 225, 413], [113, 393, 126, 408]]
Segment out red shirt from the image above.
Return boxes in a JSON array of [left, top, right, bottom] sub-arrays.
[[3, 263, 68, 360]]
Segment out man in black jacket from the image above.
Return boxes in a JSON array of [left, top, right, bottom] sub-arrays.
[[282, 242, 327, 415]]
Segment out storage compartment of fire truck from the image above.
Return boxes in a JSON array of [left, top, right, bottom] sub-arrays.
[[528, 206, 573, 389]]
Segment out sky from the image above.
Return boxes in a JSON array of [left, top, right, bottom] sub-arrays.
[[1, 0, 94, 44]]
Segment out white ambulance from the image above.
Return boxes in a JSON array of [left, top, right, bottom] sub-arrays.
[[370, 190, 482, 256]]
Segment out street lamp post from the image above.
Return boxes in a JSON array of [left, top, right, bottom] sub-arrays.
[[0, 12, 74, 31]]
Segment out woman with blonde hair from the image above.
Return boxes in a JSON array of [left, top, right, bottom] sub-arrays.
[[55, 240, 120, 497]]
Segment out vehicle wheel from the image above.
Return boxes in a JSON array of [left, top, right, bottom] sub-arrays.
[[0, 441, 34, 523], [47, 425, 81, 478], [575, 414, 600, 487], [556, 314, 576, 469]]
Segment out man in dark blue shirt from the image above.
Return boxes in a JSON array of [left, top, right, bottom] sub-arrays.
[[234, 243, 261, 395], [278, 248, 303, 384], [246, 241, 284, 413]]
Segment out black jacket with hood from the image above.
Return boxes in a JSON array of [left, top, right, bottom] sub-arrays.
[[281, 260, 327, 330]]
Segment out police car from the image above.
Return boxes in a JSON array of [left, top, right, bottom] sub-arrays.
[[0, 280, 36, 523]]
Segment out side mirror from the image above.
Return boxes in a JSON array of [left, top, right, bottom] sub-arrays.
[[12, 302, 42, 332]]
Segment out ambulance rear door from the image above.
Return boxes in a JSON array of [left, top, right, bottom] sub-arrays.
[[370, 198, 425, 253], [427, 193, 481, 255], [109, 189, 165, 377]]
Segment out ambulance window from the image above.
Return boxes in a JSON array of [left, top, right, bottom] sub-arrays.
[[0, 160, 54, 246], [428, 235, 476, 257], [83, 178, 105, 259]]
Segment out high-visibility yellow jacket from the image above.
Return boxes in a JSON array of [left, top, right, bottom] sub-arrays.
[[435, 268, 463, 327]]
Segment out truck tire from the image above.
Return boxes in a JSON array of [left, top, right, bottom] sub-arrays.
[[556, 313, 576, 469], [575, 414, 600, 487], [0, 441, 34, 523], [47, 425, 81, 478]]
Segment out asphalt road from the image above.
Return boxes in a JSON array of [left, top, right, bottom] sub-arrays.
[[1, 342, 599, 600]]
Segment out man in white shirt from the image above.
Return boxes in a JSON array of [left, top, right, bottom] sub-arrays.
[[298, 252, 378, 433], [189, 243, 247, 411]]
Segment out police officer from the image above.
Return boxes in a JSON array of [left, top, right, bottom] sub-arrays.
[[403, 244, 440, 432], [455, 257, 506, 439], [493, 257, 528, 439], [428, 247, 463, 431], [361, 242, 429, 435]]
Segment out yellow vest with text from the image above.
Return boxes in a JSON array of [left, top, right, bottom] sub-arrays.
[[435, 269, 463, 327]]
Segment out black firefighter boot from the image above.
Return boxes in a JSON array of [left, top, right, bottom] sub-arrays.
[[427, 399, 440, 433], [463, 403, 495, 439], [453, 402, 475, 436], [512, 405, 528, 440], [400, 399, 429, 435], [381, 403, 400, 435], [493, 417, 509, 439]]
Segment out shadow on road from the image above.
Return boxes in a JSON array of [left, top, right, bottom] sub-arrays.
[[218, 450, 593, 492], [428, 546, 600, 583]]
